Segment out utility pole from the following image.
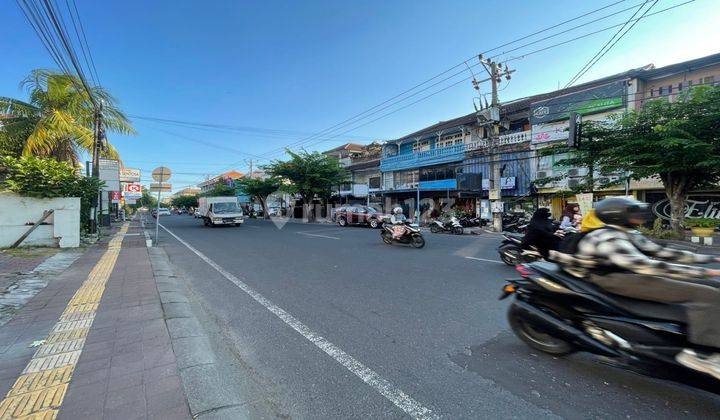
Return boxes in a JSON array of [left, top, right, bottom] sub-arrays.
[[90, 104, 104, 234], [475, 55, 514, 232], [248, 159, 254, 179]]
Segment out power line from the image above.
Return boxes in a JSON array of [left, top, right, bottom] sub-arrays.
[[568, 0, 660, 87], [566, 0, 651, 87], [251, 0, 645, 156], [504, 0, 689, 65], [63, 0, 100, 86]]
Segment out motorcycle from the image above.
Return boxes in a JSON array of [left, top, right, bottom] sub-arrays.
[[502, 214, 528, 233], [500, 262, 720, 393], [429, 216, 464, 235], [381, 222, 425, 248], [497, 232, 543, 266], [459, 216, 486, 228]]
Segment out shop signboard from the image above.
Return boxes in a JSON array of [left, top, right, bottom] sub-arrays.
[[99, 159, 120, 192], [119, 168, 141, 182], [122, 182, 142, 199], [651, 194, 720, 221], [530, 81, 626, 125], [110, 191, 121, 204], [481, 177, 516, 190]]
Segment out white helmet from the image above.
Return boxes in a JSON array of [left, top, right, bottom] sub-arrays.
[[393, 207, 403, 214]]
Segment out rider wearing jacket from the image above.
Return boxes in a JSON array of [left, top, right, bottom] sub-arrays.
[[521, 208, 561, 259], [390, 207, 407, 239], [551, 197, 720, 379]]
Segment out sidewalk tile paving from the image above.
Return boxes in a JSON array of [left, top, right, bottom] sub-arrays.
[[0, 220, 191, 419]]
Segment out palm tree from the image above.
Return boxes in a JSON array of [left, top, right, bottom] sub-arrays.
[[0, 69, 135, 165]]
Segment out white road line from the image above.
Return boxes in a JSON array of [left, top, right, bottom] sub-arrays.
[[159, 224, 437, 420], [298, 232, 341, 240], [244, 225, 261, 229], [464, 256, 504, 264], [296, 227, 345, 234]]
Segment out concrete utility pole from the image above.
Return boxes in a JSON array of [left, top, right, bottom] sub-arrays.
[[90, 105, 104, 234], [475, 56, 514, 232]]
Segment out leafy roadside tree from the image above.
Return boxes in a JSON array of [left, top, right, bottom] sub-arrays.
[[534, 121, 622, 194], [0, 69, 135, 165], [138, 187, 157, 208], [265, 150, 348, 222], [590, 86, 720, 232], [0, 155, 103, 232], [237, 177, 280, 219], [171, 194, 199, 209]]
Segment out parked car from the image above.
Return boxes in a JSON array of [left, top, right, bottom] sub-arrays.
[[334, 205, 388, 228], [152, 208, 171, 218]]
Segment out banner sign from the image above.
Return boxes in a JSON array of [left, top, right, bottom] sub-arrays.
[[99, 159, 120, 192], [530, 81, 626, 125], [575, 193, 594, 217], [652, 194, 720, 220], [110, 191, 121, 204], [122, 182, 142, 199], [481, 177, 516, 190], [120, 168, 141, 182]]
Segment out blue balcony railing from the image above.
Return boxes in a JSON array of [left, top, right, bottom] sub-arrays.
[[380, 144, 465, 172]]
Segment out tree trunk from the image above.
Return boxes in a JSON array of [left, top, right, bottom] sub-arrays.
[[661, 173, 689, 232], [259, 197, 269, 219], [303, 196, 315, 223]]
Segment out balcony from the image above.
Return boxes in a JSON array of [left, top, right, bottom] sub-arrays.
[[339, 183, 370, 197], [466, 130, 531, 151], [380, 144, 465, 172]]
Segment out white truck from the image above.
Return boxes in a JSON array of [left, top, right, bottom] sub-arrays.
[[198, 196, 245, 227]]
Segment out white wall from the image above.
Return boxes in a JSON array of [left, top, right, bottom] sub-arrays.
[[0, 193, 81, 248]]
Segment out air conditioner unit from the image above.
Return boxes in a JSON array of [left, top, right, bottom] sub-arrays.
[[537, 171, 549, 179], [567, 168, 579, 177], [567, 179, 580, 188]]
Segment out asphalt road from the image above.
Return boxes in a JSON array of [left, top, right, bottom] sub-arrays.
[[152, 214, 720, 419]]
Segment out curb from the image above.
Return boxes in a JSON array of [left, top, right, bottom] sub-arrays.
[[147, 246, 251, 419]]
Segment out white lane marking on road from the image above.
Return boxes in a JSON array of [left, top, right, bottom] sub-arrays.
[[244, 225, 261, 229], [160, 223, 438, 420], [464, 256, 504, 264], [297, 232, 341, 240], [296, 227, 345, 234]]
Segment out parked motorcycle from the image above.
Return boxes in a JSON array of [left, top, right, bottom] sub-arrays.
[[458, 216, 486, 228], [500, 262, 720, 393], [502, 214, 528, 233], [429, 217, 464, 235], [497, 232, 543, 266], [381, 222, 425, 248]]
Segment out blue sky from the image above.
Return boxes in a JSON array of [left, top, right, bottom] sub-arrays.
[[1, 0, 719, 190]]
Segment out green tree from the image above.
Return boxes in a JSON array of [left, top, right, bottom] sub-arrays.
[[138, 187, 157, 208], [0, 69, 135, 165], [171, 194, 199, 209], [567, 86, 720, 231], [265, 150, 348, 222], [237, 177, 280, 219], [534, 121, 622, 194]]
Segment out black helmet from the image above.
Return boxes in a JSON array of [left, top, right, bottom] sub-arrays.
[[594, 197, 650, 227]]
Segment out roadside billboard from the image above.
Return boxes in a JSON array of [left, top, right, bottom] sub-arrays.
[[99, 159, 120, 192], [120, 168, 141, 182], [530, 81, 626, 125], [122, 182, 143, 199]]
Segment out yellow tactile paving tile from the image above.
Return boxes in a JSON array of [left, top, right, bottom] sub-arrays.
[[0, 384, 66, 418], [61, 303, 98, 315], [0, 223, 129, 419], [43, 328, 89, 345], [33, 339, 85, 359], [7, 367, 74, 397]]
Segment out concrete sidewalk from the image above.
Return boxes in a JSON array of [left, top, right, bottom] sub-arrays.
[[0, 220, 191, 419]]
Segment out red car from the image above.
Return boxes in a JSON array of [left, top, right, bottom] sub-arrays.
[[333, 206, 388, 228]]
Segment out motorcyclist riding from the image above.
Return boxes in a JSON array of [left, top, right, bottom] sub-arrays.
[[390, 207, 407, 239], [551, 197, 720, 379], [521, 208, 562, 259]]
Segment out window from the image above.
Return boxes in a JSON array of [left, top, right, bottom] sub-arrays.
[[702, 76, 716, 86], [658, 86, 665, 96], [668, 84, 673, 94], [369, 177, 381, 189], [650, 88, 655, 97], [412, 141, 430, 153]]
